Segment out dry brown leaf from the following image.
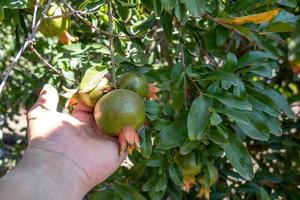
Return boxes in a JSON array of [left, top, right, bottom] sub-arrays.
[[223, 9, 280, 25]]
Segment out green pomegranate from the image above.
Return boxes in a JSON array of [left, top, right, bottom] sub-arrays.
[[118, 72, 149, 98], [176, 153, 201, 192], [94, 89, 146, 153], [39, 3, 70, 37]]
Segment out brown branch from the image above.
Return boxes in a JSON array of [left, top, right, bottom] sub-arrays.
[[107, 0, 116, 88], [0, 0, 53, 97], [62, 0, 141, 39], [29, 45, 75, 83], [179, 30, 188, 110]]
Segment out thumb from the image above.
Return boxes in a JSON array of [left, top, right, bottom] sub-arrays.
[[30, 84, 59, 112]]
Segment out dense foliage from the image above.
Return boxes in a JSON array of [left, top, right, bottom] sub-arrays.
[[1, 0, 300, 199]]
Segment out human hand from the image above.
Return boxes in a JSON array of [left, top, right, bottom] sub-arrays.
[[0, 84, 126, 200]]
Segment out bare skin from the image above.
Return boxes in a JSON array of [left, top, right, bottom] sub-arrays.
[[0, 84, 126, 200]]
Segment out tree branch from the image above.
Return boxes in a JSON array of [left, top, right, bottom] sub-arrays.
[[0, 0, 53, 97], [179, 30, 188, 110], [29, 45, 74, 83], [62, 0, 140, 39], [31, 0, 40, 30], [107, 0, 116, 88]]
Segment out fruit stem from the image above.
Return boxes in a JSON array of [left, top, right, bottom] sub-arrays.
[[107, 0, 117, 88]]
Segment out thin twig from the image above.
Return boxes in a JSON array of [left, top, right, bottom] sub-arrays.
[[0, 0, 53, 97], [62, 0, 140, 39], [107, 0, 116, 88], [44, 11, 90, 19], [32, 0, 40, 30], [179, 30, 188, 110], [29, 45, 74, 83], [226, 32, 235, 53]]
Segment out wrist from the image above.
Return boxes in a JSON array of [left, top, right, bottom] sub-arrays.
[[0, 146, 89, 200]]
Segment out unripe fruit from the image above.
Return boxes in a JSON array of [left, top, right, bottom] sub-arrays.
[[176, 153, 201, 192], [39, 3, 70, 37], [94, 89, 146, 153], [118, 72, 149, 98]]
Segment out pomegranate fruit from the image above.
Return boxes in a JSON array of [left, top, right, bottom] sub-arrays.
[[176, 153, 201, 192], [118, 72, 149, 98], [39, 3, 70, 38], [94, 89, 146, 154], [118, 72, 160, 100]]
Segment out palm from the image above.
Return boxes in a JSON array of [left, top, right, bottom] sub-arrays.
[[27, 85, 125, 188]]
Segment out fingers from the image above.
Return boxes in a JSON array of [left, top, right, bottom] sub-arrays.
[[71, 101, 94, 123], [30, 84, 59, 112]]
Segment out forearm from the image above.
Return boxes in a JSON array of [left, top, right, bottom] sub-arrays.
[[0, 147, 87, 200]]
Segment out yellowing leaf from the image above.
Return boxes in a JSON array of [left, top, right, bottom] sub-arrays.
[[224, 9, 280, 25]]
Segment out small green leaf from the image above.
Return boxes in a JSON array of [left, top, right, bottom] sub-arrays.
[[208, 129, 229, 145], [210, 112, 222, 126], [208, 93, 252, 111], [142, 176, 168, 192], [179, 140, 199, 155], [157, 120, 187, 149], [224, 52, 238, 72], [181, 0, 205, 17], [187, 96, 210, 140], [264, 89, 296, 119], [221, 132, 254, 180], [0, 0, 27, 9], [115, 184, 146, 200], [140, 129, 152, 158], [79, 66, 108, 93], [79, 0, 105, 13], [168, 164, 183, 186], [160, 10, 173, 40], [160, 0, 177, 12]]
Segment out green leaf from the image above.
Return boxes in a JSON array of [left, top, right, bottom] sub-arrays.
[[133, 14, 156, 36], [181, 0, 205, 17], [278, 0, 297, 8], [238, 51, 278, 69], [168, 163, 183, 186], [142, 176, 168, 192], [160, 10, 173, 40], [247, 87, 280, 117], [221, 132, 254, 180], [79, 0, 105, 13], [264, 89, 296, 119], [210, 112, 222, 126], [140, 129, 152, 158], [115, 184, 146, 200], [224, 52, 238, 72], [79, 66, 108, 93], [0, 0, 28, 9], [157, 120, 187, 149], [160, 0, 177, 12], [187, 96, 210, 140], [208, 129, 229, 145], [153, 0, 162, 16], [203, 71, 246, 95], [208, 93, 252, 111], [236, 112, 270, 141], [179, 140, 199, 155], [265, 22, 294, 33]]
